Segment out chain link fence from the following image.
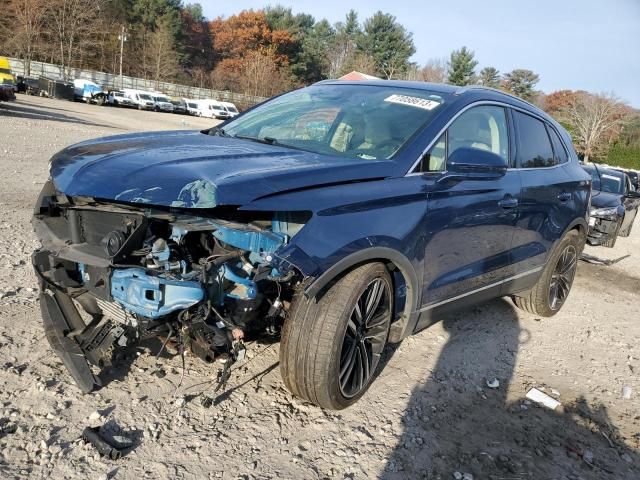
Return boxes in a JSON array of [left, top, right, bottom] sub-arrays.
[[8, 57, 267, 108]]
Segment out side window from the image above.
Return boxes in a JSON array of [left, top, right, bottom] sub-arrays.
[[514, 111, 555, 168], [547, 126, 569, 164], [419, 105, 508, 172]]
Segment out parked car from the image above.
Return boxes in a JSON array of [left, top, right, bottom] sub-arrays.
[[184, 99, 200, 116], [123, 89, 155, 110], [151, 94, 174, 113], [220, 101, 240, 118], [107, 90, 135, 108], [32, 81, 590, 409], [582, 164, 640, 247], [16, 76, 40, 95], [612, 167, 639, 191], [197, 99, 230, 119], [171, 98, 188, 114]]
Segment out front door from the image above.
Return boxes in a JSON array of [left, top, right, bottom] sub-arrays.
[[416, 105, 520, 316]]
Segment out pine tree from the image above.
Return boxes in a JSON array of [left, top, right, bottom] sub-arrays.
[[503, 69, 540, 101], [478, 66, 500, 88], [447, 46, 477, 86]]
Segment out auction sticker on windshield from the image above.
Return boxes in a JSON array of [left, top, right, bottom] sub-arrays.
[[384, 94, 441, 110]]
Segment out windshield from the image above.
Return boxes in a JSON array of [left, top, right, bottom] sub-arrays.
[[188, 102, 198, 108], [139, 94, 152, 100], [219, 84, 448, 160], [0, 68, 11, 75], [155, 96, 170, 102], [227, 106, 238, 113], [584, 166, 624, 194], [210, 105, 223, 111]]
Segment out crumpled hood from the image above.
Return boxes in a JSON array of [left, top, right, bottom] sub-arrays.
[[49, 130, 393, 208], [591, 190, 622, 209]]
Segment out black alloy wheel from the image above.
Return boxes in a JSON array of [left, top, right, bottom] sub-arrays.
[[548, 244, 577, 311], [339, 277, 391, 398]]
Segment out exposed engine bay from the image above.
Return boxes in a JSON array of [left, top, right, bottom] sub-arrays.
[[31, 180, 308, 394]]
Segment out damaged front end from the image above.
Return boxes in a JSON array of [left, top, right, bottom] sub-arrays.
[[587, 205, 623, 246], [32, 180, 309, 393]]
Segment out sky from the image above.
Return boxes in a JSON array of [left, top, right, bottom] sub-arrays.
[[200, 0, 640, 107]]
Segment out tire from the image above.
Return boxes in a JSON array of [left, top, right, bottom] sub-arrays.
[[137, 105, 142, 110], [618, 214, 635, 238], [512, 230, 581, 317], [280, 262, 393, 410]]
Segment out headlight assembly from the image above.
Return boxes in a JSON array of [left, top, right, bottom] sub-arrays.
[[590, 206, 621, 217]]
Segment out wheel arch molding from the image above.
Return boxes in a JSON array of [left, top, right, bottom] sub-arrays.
[[303, 246, 420, 343]]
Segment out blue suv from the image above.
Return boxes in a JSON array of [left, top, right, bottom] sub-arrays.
[[32, 81, 590, 409]]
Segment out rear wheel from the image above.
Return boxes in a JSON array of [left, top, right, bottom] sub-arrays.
[[280, 263, 393, 409], [513, 230, 581, 317]]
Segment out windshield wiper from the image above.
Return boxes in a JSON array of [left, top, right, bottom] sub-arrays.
[[231, 134, 278, 145], [209, 127, 230, 137]]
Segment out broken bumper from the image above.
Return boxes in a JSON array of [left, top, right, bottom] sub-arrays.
[[586, 207, 622, 246]]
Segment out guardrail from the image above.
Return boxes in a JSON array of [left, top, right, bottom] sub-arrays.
[[7, 57, 267, 107]]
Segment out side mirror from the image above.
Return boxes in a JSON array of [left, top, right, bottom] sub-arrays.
[[437, 147, 507, 183], [625, 190, 640, 199]]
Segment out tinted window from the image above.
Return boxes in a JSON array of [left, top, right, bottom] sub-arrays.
[[548, 127, 569, 164], [420, 105, 508, 172], [514, 111, 555, 168]]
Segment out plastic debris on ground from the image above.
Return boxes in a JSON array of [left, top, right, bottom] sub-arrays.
[[525, 388, 561, 410]]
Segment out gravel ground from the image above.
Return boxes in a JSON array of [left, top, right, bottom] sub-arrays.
[[0, 95, 638, 480]]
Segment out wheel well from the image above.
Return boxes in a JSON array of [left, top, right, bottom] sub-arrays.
[[305, 256, 418, 344]]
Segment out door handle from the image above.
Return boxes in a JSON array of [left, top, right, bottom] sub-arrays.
[[498, 197, 518, 209], [557, 192, 572, 202]]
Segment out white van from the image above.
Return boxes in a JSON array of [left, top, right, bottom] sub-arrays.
[[220, 101, 239, 118], [122, 89, 155, 110], [184, 99, 200, 116], [197, 99, 230, 120], [150, 93, 174, 112]]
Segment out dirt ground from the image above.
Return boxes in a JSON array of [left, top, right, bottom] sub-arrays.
[[0, 95, 638, 480]]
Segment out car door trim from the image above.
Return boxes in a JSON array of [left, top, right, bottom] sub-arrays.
[[406, 100, 574, 176], [418, 265, 543, 312]]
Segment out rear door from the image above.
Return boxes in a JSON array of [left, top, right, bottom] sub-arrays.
[[505, 110, 579, 290], [417, 105, 521, 312]]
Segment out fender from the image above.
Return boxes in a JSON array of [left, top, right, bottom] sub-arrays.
[[560, 216, 589, 251], [304, 246, 420, 343]]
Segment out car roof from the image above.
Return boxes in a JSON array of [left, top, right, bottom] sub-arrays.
[[315, 79, 550, 120]]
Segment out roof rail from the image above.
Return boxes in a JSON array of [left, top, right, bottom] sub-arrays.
[[455, 85, 541, 111]]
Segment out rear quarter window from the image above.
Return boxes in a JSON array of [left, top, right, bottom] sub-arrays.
[[514, 111, 556, 168], [548, 127, 569, 164]]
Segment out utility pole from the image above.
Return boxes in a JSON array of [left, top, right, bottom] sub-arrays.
[[118, 26, 127, 90]]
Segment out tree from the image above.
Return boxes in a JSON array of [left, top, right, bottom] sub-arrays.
[[357, 11, 415, 79], [503, 69, 540, 101], [296, 19, 335, 82], [478, 66, 500, 88], [447, 46, 477, 86], [327, 10, 361, 78], [418, 58, 448, 83], [238, 46, 292, 98], [144, 17, 181, 86], [47, 0, 104, 78], [542, 90, 580, 118], [5, 0, 46, 76], [561, 92, 630, 162], [209, 10, 293, 64]]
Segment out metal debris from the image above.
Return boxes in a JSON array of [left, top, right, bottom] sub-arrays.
[[579, 253, 630, 266]]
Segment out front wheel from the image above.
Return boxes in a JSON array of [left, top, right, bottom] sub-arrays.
[[280, 262, 393, 409], [513, 230, 581, 317]]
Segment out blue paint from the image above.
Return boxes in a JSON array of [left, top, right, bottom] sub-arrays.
[[111, 268, 204, 318], [48, 81, 591, 338]]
